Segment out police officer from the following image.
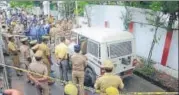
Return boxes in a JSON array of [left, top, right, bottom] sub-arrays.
[[19, 37, 30, 69], [38, 36, 53, 84], [64, 81, 78, 95], [49, 24, 57, 43], [38, 36, 51, 74], [7, 35, 22, 76], [29, 40, 38, 63], [94, 60, 124, 95], [28, 50, 50, 95], [70, 45, 87, 95], [105, 86, 119, 95], [28, 41, 39, 85]]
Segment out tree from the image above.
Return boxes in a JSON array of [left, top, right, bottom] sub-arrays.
[[124, 1, 179, 65], [9, 1, 34, 9], [58, 1, 76, 20]]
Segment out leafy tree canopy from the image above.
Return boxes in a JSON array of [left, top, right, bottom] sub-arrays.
[[9, 1, 34, 8]]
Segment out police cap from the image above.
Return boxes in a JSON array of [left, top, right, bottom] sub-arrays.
[[42, 35, 50, 40], [20, 37, 28, 42], [7, 34, 13, 38], [34, 50, 43, 57], [30, 40, 37, 45], [103, 60, 114, 68], [74, 44, 80, 52]]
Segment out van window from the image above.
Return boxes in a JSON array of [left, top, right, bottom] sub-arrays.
[[87, 40, 100, 58], [108, 41, 132, 58]]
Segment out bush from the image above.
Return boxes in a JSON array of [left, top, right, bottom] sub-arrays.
[[136, 64, 156, 76]]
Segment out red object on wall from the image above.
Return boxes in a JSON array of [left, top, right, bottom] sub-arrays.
[[161, 31, 173, 66], [104, 21, 108, 28], [129, 22, 134, 33]]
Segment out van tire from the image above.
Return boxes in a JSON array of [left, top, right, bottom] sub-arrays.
[[84, 67, 96, 88]]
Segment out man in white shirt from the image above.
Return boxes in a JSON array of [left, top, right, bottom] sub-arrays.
[[68, 37, 77, 57]]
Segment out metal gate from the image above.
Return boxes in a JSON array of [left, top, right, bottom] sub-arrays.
[[0, 31, 9, 91]]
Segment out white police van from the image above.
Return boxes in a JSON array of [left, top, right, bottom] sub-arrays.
[[71, 27, 136, 86]]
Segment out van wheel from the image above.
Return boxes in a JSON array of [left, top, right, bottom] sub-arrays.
[[85, 67, 96, 88]]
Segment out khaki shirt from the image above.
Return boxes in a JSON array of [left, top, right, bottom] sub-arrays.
[[38, 43, 50, 64], [49, 27, 57, 37], [8, 41, 17, 55], [30, 49, 36, 63], [28, 61, 48, 79], [94, 73, 124, 94], [71, 53, 87, 71], [20, 45, 30, 61], [38, 43, 50, 57]]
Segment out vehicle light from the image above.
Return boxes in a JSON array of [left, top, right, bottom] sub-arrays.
[[132, 59, 137, 66], [100, 67, 105, 75]]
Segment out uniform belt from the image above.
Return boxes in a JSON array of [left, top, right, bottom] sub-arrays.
[[72, 68, 84, 72]]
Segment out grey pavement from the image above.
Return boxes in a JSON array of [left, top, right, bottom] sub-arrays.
[[4, 56, 164, 95]]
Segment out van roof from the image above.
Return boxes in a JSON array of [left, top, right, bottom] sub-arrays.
[[72, 27, 134, 43]]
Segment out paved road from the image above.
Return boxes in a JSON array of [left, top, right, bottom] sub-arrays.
[[4, 56, 164, 95]]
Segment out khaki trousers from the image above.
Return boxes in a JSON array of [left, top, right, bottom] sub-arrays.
[[36, 82, 50, 95], [12, 55, 21, 74], [72, 71, 85, 95]]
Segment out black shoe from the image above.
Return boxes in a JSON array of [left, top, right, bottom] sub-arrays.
[[16, 74, 20, 76], [31, 82, 35, 86], [27, 80, 31, 83]]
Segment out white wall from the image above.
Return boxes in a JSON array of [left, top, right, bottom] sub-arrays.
[[84, 5, 178, 70], [86, 5, 126, 30], [133, 23, 167, 63], [166, 31, 178, 70]]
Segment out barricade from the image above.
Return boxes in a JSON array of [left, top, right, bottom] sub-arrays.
[[0, 63, 178, 95]]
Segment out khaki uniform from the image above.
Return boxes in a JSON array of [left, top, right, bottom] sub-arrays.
[[71, 53, 87, 95], [8, 41, 21, 74], [28, 59, 49, 95], [94, 60, 124, 95], [49, 27, 57, 42], [30, 49, 37, 63], [38, 43, 51, 74], [20, 44, 30, 68], [94, 73, 124, 95]]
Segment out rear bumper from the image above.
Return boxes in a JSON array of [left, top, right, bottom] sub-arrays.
[[119, 68, 134, 79]]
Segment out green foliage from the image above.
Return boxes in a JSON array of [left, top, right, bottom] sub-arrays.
[[10, 1, 34, 9], [121, 6, 132, 30], [59, 1, 76, 20], [137, 64, 156, 76], [76, 1, 89, 16], [149, 1, 162, 11]]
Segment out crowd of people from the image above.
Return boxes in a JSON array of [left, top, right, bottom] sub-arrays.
[[0, 9, 124, 95]]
